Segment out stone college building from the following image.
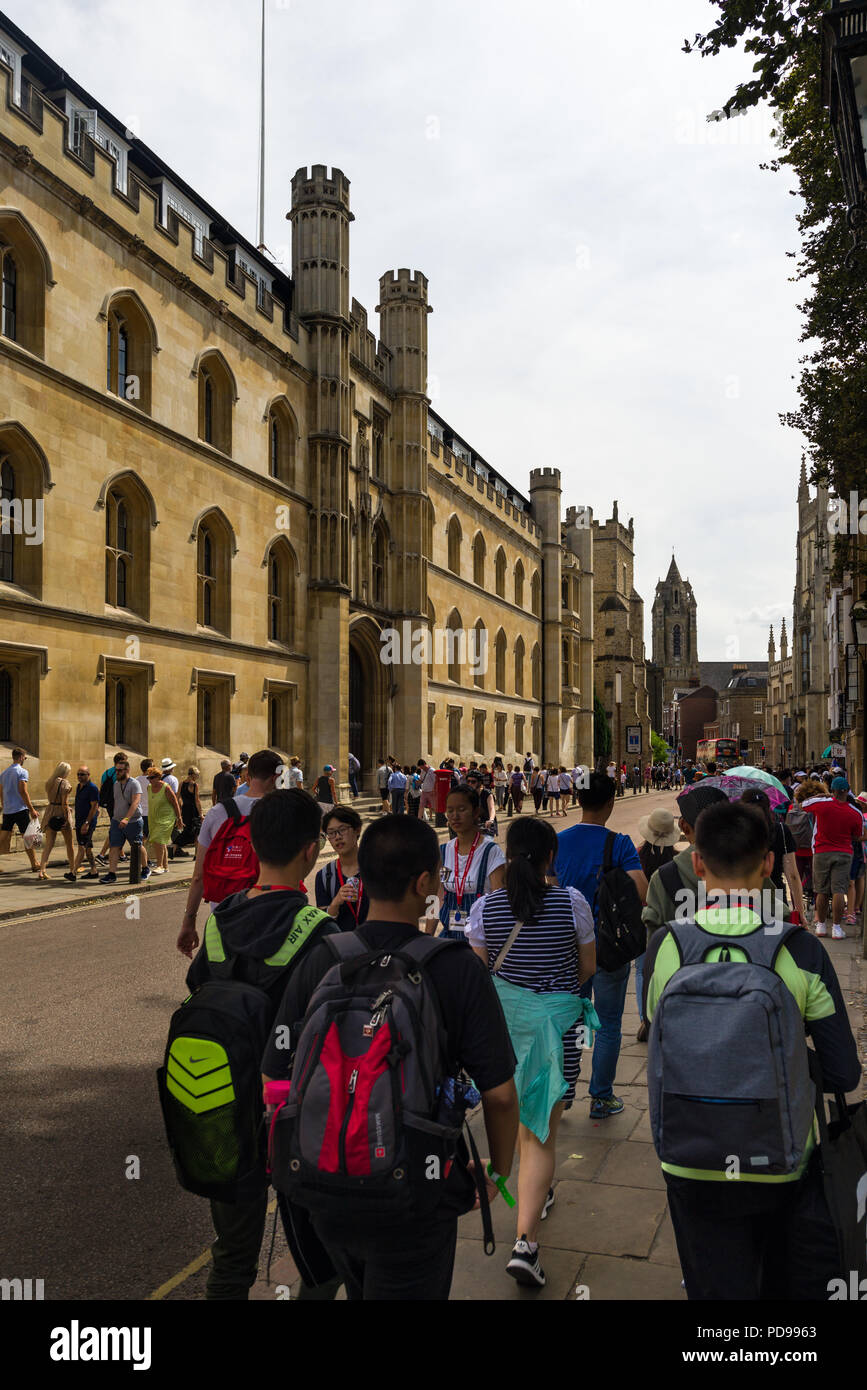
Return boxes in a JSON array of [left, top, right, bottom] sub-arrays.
[[0, 15, 603, 795]]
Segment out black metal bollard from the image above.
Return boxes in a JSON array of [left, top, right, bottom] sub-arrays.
[[128, 840, 141, 885]]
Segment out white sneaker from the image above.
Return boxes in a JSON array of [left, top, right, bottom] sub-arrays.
[[507, 1237, 546, 1288], [151, 866, 167, 875], [815, 922, 828, 937], [831, 924, 847, 940]]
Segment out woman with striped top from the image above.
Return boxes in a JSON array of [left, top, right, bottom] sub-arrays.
[[467, 816, 596, 1288]]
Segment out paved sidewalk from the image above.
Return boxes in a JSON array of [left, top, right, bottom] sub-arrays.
[[246, 932, 866, 1302]]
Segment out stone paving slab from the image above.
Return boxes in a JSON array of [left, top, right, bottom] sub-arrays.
[[579, 1253, 686, 1301], [648, 1210, 681, 1268], [556, 1136, 619, 1183], [596, 1139, 666, 1191], [537, 1178, 667, 1258]]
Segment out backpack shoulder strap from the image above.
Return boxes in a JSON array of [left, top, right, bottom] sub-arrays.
[[263, 906, 332, 967], [475, 838, 495, 887], [599, 829, 617, 877], [668, 920, 800, 970], [322, 930, 371, 963], [397, 934, 460, 967], [659, 857, 684, 902], [221, 797, 243, 825]]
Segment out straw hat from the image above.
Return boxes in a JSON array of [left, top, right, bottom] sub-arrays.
[[638, 807, 681, 847]]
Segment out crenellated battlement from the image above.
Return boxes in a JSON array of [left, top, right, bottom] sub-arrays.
[[529, 467, 561, 489], [378, 268, 430, 303], [290, 165, 352, 213]]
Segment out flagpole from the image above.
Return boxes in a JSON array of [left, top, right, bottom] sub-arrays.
[[257, 0, 265, 252]]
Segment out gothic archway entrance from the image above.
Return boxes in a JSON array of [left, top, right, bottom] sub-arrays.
[[349, 618, 386, 794]]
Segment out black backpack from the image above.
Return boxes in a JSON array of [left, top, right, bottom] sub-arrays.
[[98, 770, 116, 811], [157, 904, 330, 1203], [595, 830, 646, 971]]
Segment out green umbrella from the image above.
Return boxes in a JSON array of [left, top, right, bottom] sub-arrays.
[[727, 765, 788, 798]]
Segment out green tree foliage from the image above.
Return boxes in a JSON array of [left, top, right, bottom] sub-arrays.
[[594, 693, 612, 762], [651, 730, 670, 764], [685, 3, 867, 583]]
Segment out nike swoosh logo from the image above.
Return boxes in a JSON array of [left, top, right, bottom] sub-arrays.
[[188, 1056, 210, 1065]]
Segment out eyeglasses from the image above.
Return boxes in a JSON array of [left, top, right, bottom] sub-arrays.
[[325, 828, 350, 840], [76, 772, 89, 779]]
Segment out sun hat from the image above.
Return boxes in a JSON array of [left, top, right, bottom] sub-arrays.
[[856, 791, 867, 805], [793, 771, 807, 781], [637, 808, 681, 847], [160, 758, 176, 771]]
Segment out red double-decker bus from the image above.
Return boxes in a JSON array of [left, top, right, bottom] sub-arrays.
[[696, 737, 739, 771]]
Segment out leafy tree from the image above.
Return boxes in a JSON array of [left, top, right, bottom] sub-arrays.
[[685, 3, 867, 584], [651, 730, 670, 764], [594, 692, 612, 764]]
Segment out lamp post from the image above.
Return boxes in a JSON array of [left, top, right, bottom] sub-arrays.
[[822, 1, 867, 262]]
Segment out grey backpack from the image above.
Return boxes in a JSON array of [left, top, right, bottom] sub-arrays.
[[647, 921, 814, 1177]]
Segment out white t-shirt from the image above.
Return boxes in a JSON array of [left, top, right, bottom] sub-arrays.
[[559, 772, 572, 792], [440, 836, 506, 899], [465, 886, 595, 947], [163, 773, 179, 795], [287, 766, 304, 788], [136, 774, 150, 815], [606, 763, 616, 779], [493, 767, 507, 787]]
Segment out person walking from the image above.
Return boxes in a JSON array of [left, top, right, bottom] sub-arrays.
[[376, 757, 391, 814], [0, 747, 40, 872], [147, 767, 182, 873], [348, 752, 361, 799], [316, 806, 370, 932], [802, 776, 866, 939], [545, 765, 561, 819], [508, 765, 527, 817], [493, 758, 508, 813], [175, 767, 204, 852], [468, 815, 596, 1288], [212, 759, 237, 805], [418, 760, 437, 822], [286, 757, 304, 790], [72, 766, 100, 878], [553, 772, 647, 1118], [406, 765, 422, 817], [388, 762, 408, 815], [435, 784, 506, 939], [99, 758, 150, 883], [558, 767, 572, 816], [633, 807, 681, 1041], [159, 758, 179, 796], [530, 766, 545, 814], [38, 762, 77, 881], [315, 766, 338, 817]]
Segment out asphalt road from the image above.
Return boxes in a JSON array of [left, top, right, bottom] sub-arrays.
[[0, 788, 678, 1301]]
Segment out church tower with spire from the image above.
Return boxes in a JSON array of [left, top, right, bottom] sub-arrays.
[[651, 554, 700, 709]]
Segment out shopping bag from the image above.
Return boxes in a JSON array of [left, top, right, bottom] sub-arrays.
[[23, 819, 43, 850]]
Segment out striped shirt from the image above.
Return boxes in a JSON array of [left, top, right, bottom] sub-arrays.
[[466, 886, 594, 995]]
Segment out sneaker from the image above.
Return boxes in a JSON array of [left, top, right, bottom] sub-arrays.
[[84, 871, 100, 879], [815, 922, 828, 937], [63, 872, 77, 882], [831, 924, 847, 940], [589, 1095, 625, 1119], [151, 866, 167, 875], [506, 1237, 546, 1288], [95, 853, 108, 866], [98, 872, 117, 884], [140, 866, 151, 880], [540, 1187, 555, 1221]]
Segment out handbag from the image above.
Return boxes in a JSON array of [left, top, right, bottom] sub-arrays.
[[811, 1052, 867, 1280]]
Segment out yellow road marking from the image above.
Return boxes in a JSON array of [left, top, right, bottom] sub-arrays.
[[147, 1197, 278, 1300]]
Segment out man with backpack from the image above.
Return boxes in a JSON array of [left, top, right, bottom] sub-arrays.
[[160, 788, 339, 1299], [553, 772, 647, 1118], [177, 749, 282, 960], [643, 799, 860, 1300], [261, 815, 520, 1301]]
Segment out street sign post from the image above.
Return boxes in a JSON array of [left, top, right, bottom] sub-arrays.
[[626, 725, 641, 755]]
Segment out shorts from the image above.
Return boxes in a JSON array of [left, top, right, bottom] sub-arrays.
[[851, 847, 864, 881], [109, 816, 144, 848], [76, 824, 95, 848], [2, 809, 30, 834], [812, 851, 852, 897], [379, 787, 389, 801]]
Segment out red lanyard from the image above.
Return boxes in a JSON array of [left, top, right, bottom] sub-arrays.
[[336, 859, 363, 925], [452, 833, 480, 909]]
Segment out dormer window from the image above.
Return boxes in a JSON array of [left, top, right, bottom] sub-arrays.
[[162, 184, 208, 256], [0, 34, 24, 105], [64, 98, 130, 192], [236, 253, 269, 308]]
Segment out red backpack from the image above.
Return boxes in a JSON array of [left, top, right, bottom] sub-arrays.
[[201, 799, 259, 903]]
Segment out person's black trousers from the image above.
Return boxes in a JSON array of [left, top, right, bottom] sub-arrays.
[[665, 1158, 840, 1300], [207, 1190, 340, 1299], [312, 1215, 458, 1300]]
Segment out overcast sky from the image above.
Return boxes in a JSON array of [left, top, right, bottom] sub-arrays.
[[10, 0, 811, 662]]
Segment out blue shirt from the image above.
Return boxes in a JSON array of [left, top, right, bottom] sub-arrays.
[[74, 780, 99, 828], [0, 762, 28, 814], [554, 823, 642, 927]]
